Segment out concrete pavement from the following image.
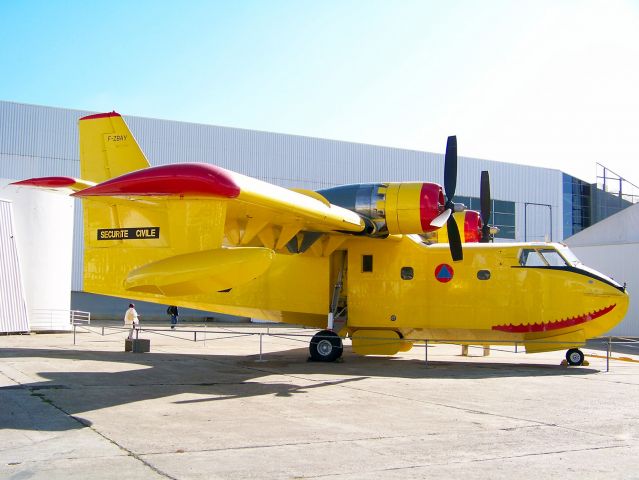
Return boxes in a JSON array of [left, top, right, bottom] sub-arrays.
[[1, 324, 638, 479]]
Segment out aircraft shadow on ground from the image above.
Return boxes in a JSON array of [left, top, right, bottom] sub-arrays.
[[0, 345, 597, 432]]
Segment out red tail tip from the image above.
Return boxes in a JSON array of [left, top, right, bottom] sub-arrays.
[[80, 111, 121, 121]]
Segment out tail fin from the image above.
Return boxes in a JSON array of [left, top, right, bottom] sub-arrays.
[[79, 112, 150, 182]]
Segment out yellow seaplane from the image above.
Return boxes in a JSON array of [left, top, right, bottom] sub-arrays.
[[14, 112, 629, 366]]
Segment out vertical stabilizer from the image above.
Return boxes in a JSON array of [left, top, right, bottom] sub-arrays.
[[79, 112, 150, 182]]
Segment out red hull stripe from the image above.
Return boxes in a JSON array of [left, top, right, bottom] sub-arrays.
[[73, 163, 240, 198], [80, 111, 121, 121], [492, 304, 616, 333], [12, 176, 76, 188]]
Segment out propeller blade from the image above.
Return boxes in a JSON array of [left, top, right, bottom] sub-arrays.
[[444, 136, 457, 202], [480, 170, 492, 242], [480, 170, 491, 220], [430, 208, 451, 228], [447, 215, 463, 261]]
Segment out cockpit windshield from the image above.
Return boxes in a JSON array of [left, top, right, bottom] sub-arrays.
[[555, 245, 581, 266], [518, 244, 623, 290], [519, 247, 569, 267]]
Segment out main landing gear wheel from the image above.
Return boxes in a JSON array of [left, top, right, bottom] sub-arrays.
[[566, 348, 585, 366], [309, 330, 343, 362]]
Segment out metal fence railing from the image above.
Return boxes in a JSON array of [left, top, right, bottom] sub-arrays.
[[69, 323, 639, 373], [29, 309, 89, 331]]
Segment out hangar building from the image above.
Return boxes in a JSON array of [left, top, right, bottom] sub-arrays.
[[0, 100, 636, 333], [566, 204, 639, 336]]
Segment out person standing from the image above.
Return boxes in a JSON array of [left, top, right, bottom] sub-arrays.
[[124, 303, 140, 339], [167, 305, 179, 329]]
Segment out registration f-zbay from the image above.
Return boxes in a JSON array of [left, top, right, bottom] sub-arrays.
[[14, 112, 629, 366]]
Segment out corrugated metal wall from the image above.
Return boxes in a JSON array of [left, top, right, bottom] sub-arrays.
[[0, 100, 565, 292], [0, 199, 29, 333]]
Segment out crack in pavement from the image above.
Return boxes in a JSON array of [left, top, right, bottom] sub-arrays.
[[6, 385, 178, 480], [300, 444, 630, 478], [231, 366, 628, 442]]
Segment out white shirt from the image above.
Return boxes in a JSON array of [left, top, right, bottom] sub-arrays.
[[124, 307, 139, 325]]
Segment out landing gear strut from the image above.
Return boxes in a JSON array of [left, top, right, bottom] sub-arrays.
[[309, 330, 343, 362], [566, 348, 585, 366]]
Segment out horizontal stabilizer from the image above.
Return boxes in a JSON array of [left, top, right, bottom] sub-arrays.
[[124, 247, 274, 297]]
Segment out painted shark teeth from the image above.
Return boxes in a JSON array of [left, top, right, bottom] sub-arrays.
[[491, 304, 616, 333]]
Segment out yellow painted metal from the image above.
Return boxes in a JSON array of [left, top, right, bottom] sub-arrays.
[[345, 238, 628, 350], [435, 211, 456, 243], [352, 330, 410, 355], [289, 188, 331, 207], [82, 197, 628, 354], [124, 247, 274, 296], [229, 174, 364, 234], [433, 212, 471, 243], [79, 114, 150, 182], [385, 182, 423, 234], [276, 224, 301, 250], [523, 330, 586, 354], [241, 217, 269, 245]]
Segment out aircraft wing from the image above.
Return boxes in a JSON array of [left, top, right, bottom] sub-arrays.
[[17, 163, 365, 255]]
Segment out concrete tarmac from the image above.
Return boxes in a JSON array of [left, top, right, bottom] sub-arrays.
[[1, 324, 639, 479]]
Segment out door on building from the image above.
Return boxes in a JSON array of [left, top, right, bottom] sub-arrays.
[[524, 203, 553, 242]]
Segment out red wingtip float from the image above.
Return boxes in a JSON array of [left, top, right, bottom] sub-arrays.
[[12, 177, 77, 188], [73, 163, 241, 198]]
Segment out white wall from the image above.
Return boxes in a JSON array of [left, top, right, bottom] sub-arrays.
[[0, 181, 74, 331], [569, 243, 638, 336]]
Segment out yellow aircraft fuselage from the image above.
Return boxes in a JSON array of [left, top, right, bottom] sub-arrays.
[[83, 223, 627, 355]]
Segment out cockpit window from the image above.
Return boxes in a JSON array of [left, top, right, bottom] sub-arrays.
[[519, 248, 569, 267], [520, 249, 546, 266], [539, 249, 568, 267]]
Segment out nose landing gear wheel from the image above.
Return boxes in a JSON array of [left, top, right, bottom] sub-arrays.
[[566, 348, 585, 366], [309, 330, 343, 362]]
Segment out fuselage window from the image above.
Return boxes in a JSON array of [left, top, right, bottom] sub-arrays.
[[362, 254, 373, 272], [401, 266, 414, 280], [477, 270, 491, 280]]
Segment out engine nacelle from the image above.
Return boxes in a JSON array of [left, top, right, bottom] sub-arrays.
[[432, 211, 483, 243], [318, 182, 445, 235]]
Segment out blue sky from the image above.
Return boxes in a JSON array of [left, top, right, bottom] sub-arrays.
[[2, 0, 639, 185]]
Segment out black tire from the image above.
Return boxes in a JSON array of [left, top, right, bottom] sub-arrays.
[[566, 348, 585, 366], [309, 330, 343, 362]]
